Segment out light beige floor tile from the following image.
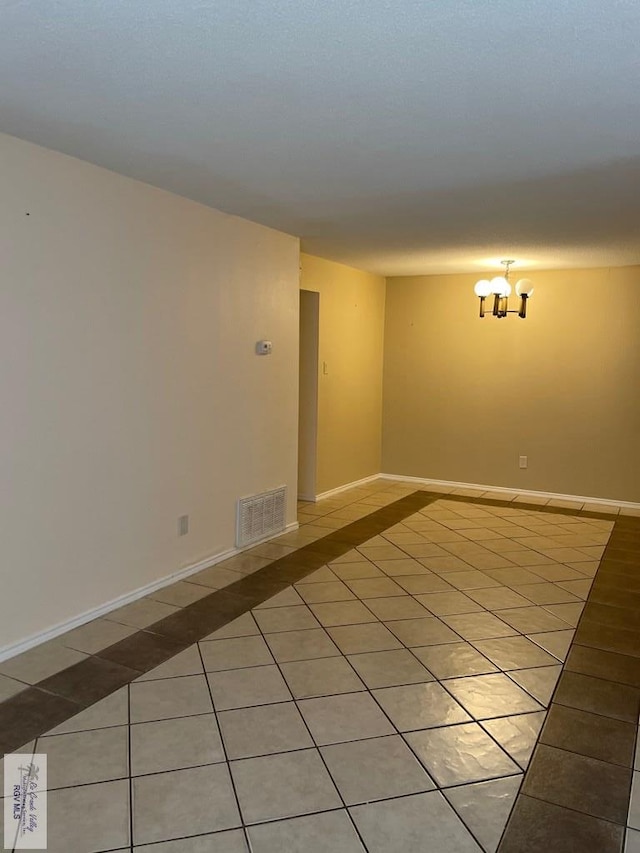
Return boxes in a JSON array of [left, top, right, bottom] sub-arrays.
[[207, 664, 291, 710], [130, 674, 213, 723], [131, 712, 224, 775], [444, 571, 503, 591], [253, 605, 320, 633], [297, 581, 356, 603], [406, 723, 521, 787], [59, 618, 137, 653], [218, 554, 272, 575], [133, 763, 240, 844], [565, 561, 599, 577], [247, 810, 364, 853], [511, 582, 580, 605], [472, 636, 559, 670], [201, 612, 260, 640], [441, 612, 516, 641], [37, 725, 129, 789], [418, 555, 474, 573], [0, 672, 27, 701], [133, 829, 248, 852], [350, 790, 483, 853], [0, 641, 88, 684], [147, 581, 212, 607], [265, 628, 341, 662], [328, 623, 402, 655], [347, 649, 433, 689], [483, 567, 546, 586], [344, 577, 407, 599], [362, 596, 430, 621], [298, 692, 394, 745], [373, 558, 431, 577], [556, 579, 593, 599], [330, 549, 372, 564], [44, 686, 129, 734], [463, 587, 530, 610], [528, 629, 575, 660], [444, 776, 522, 853], [295, 567, 340, 584], [394, 574, 455, 594], [482, 711, 546, 769], [498, 606, 571, 634], [280, 656, 364, 699], [331, 562, 384, 580], [249, 542, 297, 559], [200, 635, 273, 671], [47, 779, 130, 853], [373, 682, 470, 731], [398, 542, 452, 559], [445, 673, 543, 719], [231, 749, 341, 824], [321, 735, 435, 805], [527, 564, 587, 583], [508, 665, 562, 704], [219, 701, 313, 758], [357, 544, 408, 561], [309, 600, 378, 626], [189, 566, 242, 589], [412, 643, 498, 679], [541, 600, 584, 624], [386, 617, 461, 647], [135, 645, 204, 681], [106, 597, 180, 628], [254, 587, 305, 608], [415, 591, 483, 616]]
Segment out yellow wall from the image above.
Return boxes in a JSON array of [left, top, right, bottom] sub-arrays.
[[0, 131, 300, 652], [382, 266, 640, 502], [300, 254, 386, 495]]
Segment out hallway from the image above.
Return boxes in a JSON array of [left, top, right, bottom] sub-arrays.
[[1, 480, 639, 852]]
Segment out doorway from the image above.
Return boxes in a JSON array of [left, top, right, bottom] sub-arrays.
[[298, 290, 319, 500]]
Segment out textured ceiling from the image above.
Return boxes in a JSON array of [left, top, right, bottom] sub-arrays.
[[1, 0, 640, 275]]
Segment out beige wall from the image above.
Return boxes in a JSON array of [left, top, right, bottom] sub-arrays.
[[382, 266, 640, 502], [0, 132, 300, 652], [300, 254, 386, 495]]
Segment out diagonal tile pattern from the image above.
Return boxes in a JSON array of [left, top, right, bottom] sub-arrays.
[[1, 478, 639, 852]]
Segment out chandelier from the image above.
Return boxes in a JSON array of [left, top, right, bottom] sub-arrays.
[[474, 260, 534, 318]]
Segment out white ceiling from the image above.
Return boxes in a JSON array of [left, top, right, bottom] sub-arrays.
[[1, 0, 640, 275]]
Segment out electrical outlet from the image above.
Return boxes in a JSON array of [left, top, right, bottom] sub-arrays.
[[178, 515, 189, 536], [519, 456, 528, 469]]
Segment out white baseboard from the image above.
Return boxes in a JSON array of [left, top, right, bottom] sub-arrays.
[[378, 473, 640, 512], [310, 474, 382, 502], [0, 520, 299, 664]]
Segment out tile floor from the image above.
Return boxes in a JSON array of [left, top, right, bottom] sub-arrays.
[[1, 479, 639, 852]]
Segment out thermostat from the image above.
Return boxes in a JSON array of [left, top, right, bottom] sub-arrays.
[[256, 340, 273, 355]]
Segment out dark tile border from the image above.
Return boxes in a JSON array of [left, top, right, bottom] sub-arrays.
[[1, 485, 638, 852], [498, 510, 640, 853], [0, 490, 433, 753]]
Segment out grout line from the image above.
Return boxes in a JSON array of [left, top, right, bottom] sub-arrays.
[[195, 642, 249, 845], [247, 559, 524, 852], [254, 632, 373, 851]]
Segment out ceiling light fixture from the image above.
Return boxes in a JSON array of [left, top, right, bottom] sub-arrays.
[[474, 260, 534, 319]]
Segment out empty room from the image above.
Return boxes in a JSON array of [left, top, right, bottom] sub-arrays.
[[1, 2, 640, 852]]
